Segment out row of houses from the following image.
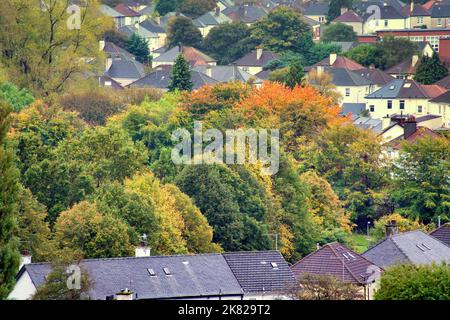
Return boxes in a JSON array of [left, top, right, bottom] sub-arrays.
[[8, 223, 450, 300]]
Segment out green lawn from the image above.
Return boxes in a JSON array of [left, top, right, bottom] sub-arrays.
[[345, 233, 374, 254]]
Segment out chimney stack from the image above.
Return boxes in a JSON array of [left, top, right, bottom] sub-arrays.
[[329, 53, 337, 65], [412, 55, 419, 67], [341, 7, 349, 15], [154, 16, 161, 25], [115, 288, 134, 301], [385, 220, 399, 237], [256, 47, 263, 60], [99, 40, 105, 51], [410, 1, 414, 13], [403, 115, 417, 139], [215, 6, 220, 16]]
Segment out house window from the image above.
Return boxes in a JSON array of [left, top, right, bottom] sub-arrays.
[[370, 105, 375, 112], [418, 105, 423, 113], [384, 20, 388, 27], [319, 16, 325, 23], [437, 18, 442, 26], [400, 100, 405, 109], [345, 88, 350, 97], [387, 100, 392, 109], [417, 17, 423, 24]]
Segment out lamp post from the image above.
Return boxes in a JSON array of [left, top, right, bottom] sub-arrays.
[[367, 221, 371, 237]]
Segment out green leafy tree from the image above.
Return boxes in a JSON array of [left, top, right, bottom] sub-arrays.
[[375, 263, 450, 300], [202, 22, 258, 65], [169, 54, 194, 92], [155, 0, 183, 16], [392, 136, 449, 224], [0, 98, 20, 299], [251, 7, 313, 56], [0, 82, 34, 112], [285, 60, 305, 89], [126, 33, 151, 64], [306, 43, 342, 66], [180, 0, 217, 18], [376, 36, 419, 70], [54, 201, 135, 259], [344, 44, 384, 68], [322, 23, 357, 43], [32, 264, 92, 300], [167, 16, 203, 48], [414, 54, 449, 84], [327, 0, 353, 22]]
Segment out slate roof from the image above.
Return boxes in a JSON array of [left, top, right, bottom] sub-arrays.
[[223, 251, 296, 293], [114, 4, 141, 17], [361, 5, 405, 21], [431, 4, 450, 17], [193, 65, 263, 84], [140, 20, 166, 34], [103, 42, 135, 60], [386, 57, 419, 76], [153, 46, 216, 66], [99, 4, 123, 17], [360, 68, 395, 86], [105, 59, 146, 79], [233, 49, 279, 67], [19, 251, 296, 299], [430, 223, 450, 248], [119, 25, 159, 39], [22, 254, 243, 300], [430, 89, 450, 103], [223, 5, 268, 23], [128, 66, 218, 90], [436, 75, 450, 89], [353, 117, 384, 133], [363, 230, 450, 269], [333, 10, 363, 23], [99, 75, 125, 90], [291, 242, 382, 285], [303, 3, 329, 16], [400, 3, 430, 17], [365, 79, 431, 99], [193, 10, 232, 27], [342, 103, 367, 116], [255, 69, 271, 80], [311, 67, 373, 86], [354, 0, 406, 14]]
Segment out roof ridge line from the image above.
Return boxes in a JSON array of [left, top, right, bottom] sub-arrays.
[[328, 243, 364, 284]]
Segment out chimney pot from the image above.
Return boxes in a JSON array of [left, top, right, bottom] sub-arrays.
[[329, 53, 337, 65], [385, 220, 399, 237], [256, 47, 263, 60]]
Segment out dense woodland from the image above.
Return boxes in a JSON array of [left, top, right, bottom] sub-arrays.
[[0, 0, 449, 299]]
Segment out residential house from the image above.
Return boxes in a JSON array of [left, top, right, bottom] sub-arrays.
[[363, 229, 450, 269], [362, 5, 406, 34], [113, 4, 141, 27], [128, 65, 218, 91], [223, 5, 268, 25], [360, 68, 396, 89], [386, 55, 420, 79], [303, 2, 329, 23], [193, 65, 264, 86], [193, 8, 232, 37], [430, 3, 450, 28], [365, 78, 447, 123], [99, 75, 125, 91], [332, 10, 364, 35], [291, 242, 383, 300], [217, 0, 235, 12], [152, 46, 217, 68], [122, 0, 151, 13], [100, 4, 126, 28], [430, 223, 450, 248], [435, 74, 450, 88], [233, 48, 279, 75], [306, 53, 366, 72], [119, 20, 167, 52], [309, 66, 375, 104], [401, 2, 431, 29], [104, 58, 146, 87], [303, 16, 322, 42], [8, 251, 296, 300], [429, 89, 450, 128]]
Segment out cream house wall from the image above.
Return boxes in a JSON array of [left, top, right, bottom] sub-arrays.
[[429, 102, 450, 128], [406, 16, 431, 29], [366, 98, 431, 119], [363, 18, 405, 34], [431, 17, 450, 28], [237, 66, 263, 76], [125, 16, 140, 26], [336, 85, 373, 104]]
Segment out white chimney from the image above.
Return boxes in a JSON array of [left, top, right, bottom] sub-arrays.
[[154, 16, 161, 25], [410, 1, 414, 13], [341, 7, 348, 15], [18, 253, 32, 271], [329, 53, 337, 65], [382, 116, 391, 130], [99, 40, 105, 51], [412, 55, 419, 67], [256, 47, 263, 60], [135, 246, 151, 257], [206, 65, 213, 78], [115, 288, 134, 301]]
